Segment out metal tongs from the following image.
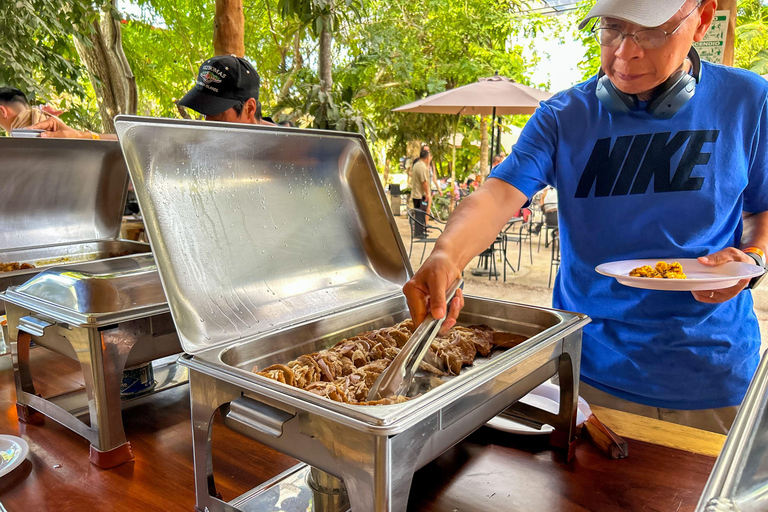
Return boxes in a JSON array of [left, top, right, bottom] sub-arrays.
[[367, 278, 464, 402]]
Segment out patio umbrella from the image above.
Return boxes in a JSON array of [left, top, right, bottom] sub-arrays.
[[393, 74, 552, 207]]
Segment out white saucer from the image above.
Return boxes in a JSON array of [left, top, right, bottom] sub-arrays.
[[596, 258, 764, 291], [485, 382, 591, 435], [0, 435, 29, 477]]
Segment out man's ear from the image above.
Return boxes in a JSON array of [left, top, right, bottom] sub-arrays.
[[243, 98, 258, 121], [693, 0, 717, 42], [0, 106, 8, 119]]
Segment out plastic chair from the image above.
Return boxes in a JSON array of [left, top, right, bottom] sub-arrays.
[[407, 208, 443, 264], [549, 228, 561, 288]]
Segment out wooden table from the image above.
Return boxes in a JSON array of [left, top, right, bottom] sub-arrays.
[[0, 348, 722, 511]]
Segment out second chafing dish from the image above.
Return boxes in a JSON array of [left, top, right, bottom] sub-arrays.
[[2, 254, 183, 468], [0, 138, 151, 317]]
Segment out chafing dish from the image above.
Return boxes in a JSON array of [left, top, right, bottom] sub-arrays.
[[0, 138, 151, 318], [696, 351, 768, 512], [115, 116, 590, 512], [2, 254, 184, 468]]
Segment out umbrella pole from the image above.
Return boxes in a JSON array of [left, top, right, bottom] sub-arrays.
[[451, 114, 459, 212], [496, 115, 502, 158], [489, 107, 496, 169]]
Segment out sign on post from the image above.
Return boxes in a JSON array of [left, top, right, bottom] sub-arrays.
[[693, 11, 730, 65]]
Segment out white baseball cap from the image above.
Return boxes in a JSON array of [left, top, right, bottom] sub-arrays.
[[578, 0, 691, 30]]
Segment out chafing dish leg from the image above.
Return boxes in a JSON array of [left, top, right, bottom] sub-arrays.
[[189, 369, 242, 512], [66, 328, 134, 468], [501, 332, 582, 461], [308, 415, 437, 512], [10, 321, 44, 425], [549, 350, 579, 461]]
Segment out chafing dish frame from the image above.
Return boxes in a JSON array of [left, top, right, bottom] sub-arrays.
[[3, 256, 184, 469], [182, 294, 587, 512]]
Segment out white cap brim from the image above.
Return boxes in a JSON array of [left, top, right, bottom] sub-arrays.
[[578, 0, 689, 30]]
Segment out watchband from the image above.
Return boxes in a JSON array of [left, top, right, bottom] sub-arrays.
[[743, 246, 766, 266], [742, 247, 767, 289]]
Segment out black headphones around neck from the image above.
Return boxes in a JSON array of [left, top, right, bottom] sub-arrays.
[[596, 47, 701, 119]]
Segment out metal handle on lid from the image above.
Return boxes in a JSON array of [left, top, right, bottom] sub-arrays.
[[366, 278, 463, 402], [18, 315, 54, 337]]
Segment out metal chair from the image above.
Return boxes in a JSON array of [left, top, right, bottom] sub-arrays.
[[501, 210, 534, 278], [549, 228, 561, 288], [538, 207, 559, 252], [407, 208, 443, 264]]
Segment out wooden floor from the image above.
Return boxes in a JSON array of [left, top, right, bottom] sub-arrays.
[[0, 348, 717, 512]]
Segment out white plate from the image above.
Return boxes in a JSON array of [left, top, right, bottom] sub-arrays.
[[596, 258, 765, 291], [0, 435, 28, 477], [485, 382, 591, 435]]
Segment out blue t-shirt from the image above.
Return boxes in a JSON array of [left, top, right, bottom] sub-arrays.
[[491, 62, 768, 410]]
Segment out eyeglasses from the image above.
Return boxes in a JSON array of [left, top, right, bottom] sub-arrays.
[[592, 2, 701, 50]]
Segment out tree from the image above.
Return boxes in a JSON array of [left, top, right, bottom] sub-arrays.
[[74, 1, 138, 133], [0, 0, 96, 98], [277, 0, 363, 128]]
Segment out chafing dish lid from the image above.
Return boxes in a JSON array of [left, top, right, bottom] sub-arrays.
[[115, 116, 411, 354], [696, 352, 768, 511], [3, 254, 167, 324], [0, 138, 129, 251]]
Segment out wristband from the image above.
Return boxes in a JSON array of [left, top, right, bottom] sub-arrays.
[[90, 132, 100, 140]]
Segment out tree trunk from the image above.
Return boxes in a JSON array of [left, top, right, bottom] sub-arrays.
[[318, 15, 333, 92], [73, 1, 137, 134], [278, 31, 305, 103], [479, 115, 489, 179], [214, 0, 245, 57]]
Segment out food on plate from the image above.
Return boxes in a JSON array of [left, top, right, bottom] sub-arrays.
[[1, 262, 35, 272], [253, 319, 526, 405], [629, 261, 686, 279]]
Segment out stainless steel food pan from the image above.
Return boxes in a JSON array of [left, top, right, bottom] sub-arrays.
[[183, 294, 587, 512]]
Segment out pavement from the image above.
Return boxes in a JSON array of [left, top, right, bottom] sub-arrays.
[[393, 213, 768, 352]]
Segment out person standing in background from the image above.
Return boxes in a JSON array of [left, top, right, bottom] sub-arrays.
[[410, 147, 432, 212]]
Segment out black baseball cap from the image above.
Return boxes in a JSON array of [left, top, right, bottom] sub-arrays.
[[179, 55, 260, 116]]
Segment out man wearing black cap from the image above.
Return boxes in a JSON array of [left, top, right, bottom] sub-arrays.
[[178, 54, 274, 125], [29, 55, 273, 138]]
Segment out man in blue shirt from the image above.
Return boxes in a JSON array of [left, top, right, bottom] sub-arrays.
[[404, 0, 768, 434]]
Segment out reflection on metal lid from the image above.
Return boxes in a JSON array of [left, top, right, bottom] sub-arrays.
[[115, 116, 411, 355], [0, 138, 129, 251], [7, 254, 165, 315]]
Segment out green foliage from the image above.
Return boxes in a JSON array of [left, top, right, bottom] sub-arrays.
[[0, 0, 100, 100], [121, 1, 215, 118], [278, 0, 363, 35], [735, 0, 768, 73], [333, 0, 539, 170]]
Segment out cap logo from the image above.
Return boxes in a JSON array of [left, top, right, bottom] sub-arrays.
[[200, 70, 223, 85]]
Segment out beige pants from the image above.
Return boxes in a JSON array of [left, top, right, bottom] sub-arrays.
[[579, 382, 739, 435]]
